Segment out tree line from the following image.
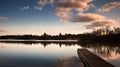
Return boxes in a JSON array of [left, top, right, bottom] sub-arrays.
[[0, 27, 120, 43], [0, 33, 79, 40], [80, 27, 120, 43]]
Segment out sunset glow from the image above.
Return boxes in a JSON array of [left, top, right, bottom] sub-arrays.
[[0, 0, 120, 35]]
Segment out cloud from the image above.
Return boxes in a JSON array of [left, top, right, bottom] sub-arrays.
[[22, 6, 29, 10], [0, 17, 7, 33], [98, 2, 120, 12], [70, 13, 105, 22], [33, 0, 119, 29], [55, 7, 71, 21], [0, 16, 8, 21], [38, 0, 48, 6], [54, 0, 119, 29], [34, 6, 43, 11], [0, 29, 6, 32], [35, 0, 54, 11], [34, 0, 94, 21], [38, 0, 54, 7], [49, 0, 54, 6], [85, 19, 118, 29], [55, 0, 93, 21], [57, 0, 90, 9]]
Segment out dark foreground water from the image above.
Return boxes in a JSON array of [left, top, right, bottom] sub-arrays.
[[0, 41, 120, 67]]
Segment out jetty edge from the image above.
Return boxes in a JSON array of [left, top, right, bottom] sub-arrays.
[[77, 49, 115, 67]]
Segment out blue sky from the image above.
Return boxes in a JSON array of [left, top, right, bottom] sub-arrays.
[[0, 0, 120, 35]]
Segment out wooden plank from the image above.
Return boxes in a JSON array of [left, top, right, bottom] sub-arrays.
[[77, 49, 115, 67]]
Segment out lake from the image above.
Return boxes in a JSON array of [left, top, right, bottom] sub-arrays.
[[0, 41, 120, 67]]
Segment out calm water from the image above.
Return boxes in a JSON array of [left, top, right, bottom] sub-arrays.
[[0, 41, 120, 67]]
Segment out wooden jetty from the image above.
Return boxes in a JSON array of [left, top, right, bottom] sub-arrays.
[[77, 49, 115, 67]]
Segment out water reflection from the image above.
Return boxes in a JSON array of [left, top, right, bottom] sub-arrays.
[[0, 41, 120, 67], [53, 56, 84, 67], [80, 43, 120, 67], [93, 46, 120, 60], [0, 42, 81, 67], [0, 40, 78, 48], [81, 44, 120, 60]]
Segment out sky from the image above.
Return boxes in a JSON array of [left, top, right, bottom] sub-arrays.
[[0, 0, 120, 35]]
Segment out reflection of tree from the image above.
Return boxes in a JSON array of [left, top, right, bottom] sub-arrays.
[[116, 48, 120, 54], [53, 56, 84, 67], [0, 41, 79, 48], [0, 41, 120, 61], [82, 44, 120, 60]]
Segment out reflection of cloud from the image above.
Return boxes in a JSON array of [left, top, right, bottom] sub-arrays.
[[53, 56, 84, 67], [0, 16, 8, 21], [85, 19, 118, 29], [0, 45, 5, 48], [0, 57, 5, 64], [98, 2, 120, 12]]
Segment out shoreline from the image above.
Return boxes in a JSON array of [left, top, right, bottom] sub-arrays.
[[0, 39, 78, 42]]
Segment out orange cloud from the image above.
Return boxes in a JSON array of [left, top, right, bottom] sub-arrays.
[[57, 1, 90, 9], [85, 19, 118, 29], [55, 0, 93, 21], [98, 2, 120, 12], [71, 13, 105, 22], [54, 1, 119, 28], [38, 0, 48, 6], [55, 7, 71, 21], [34, 0, 119, 29]]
